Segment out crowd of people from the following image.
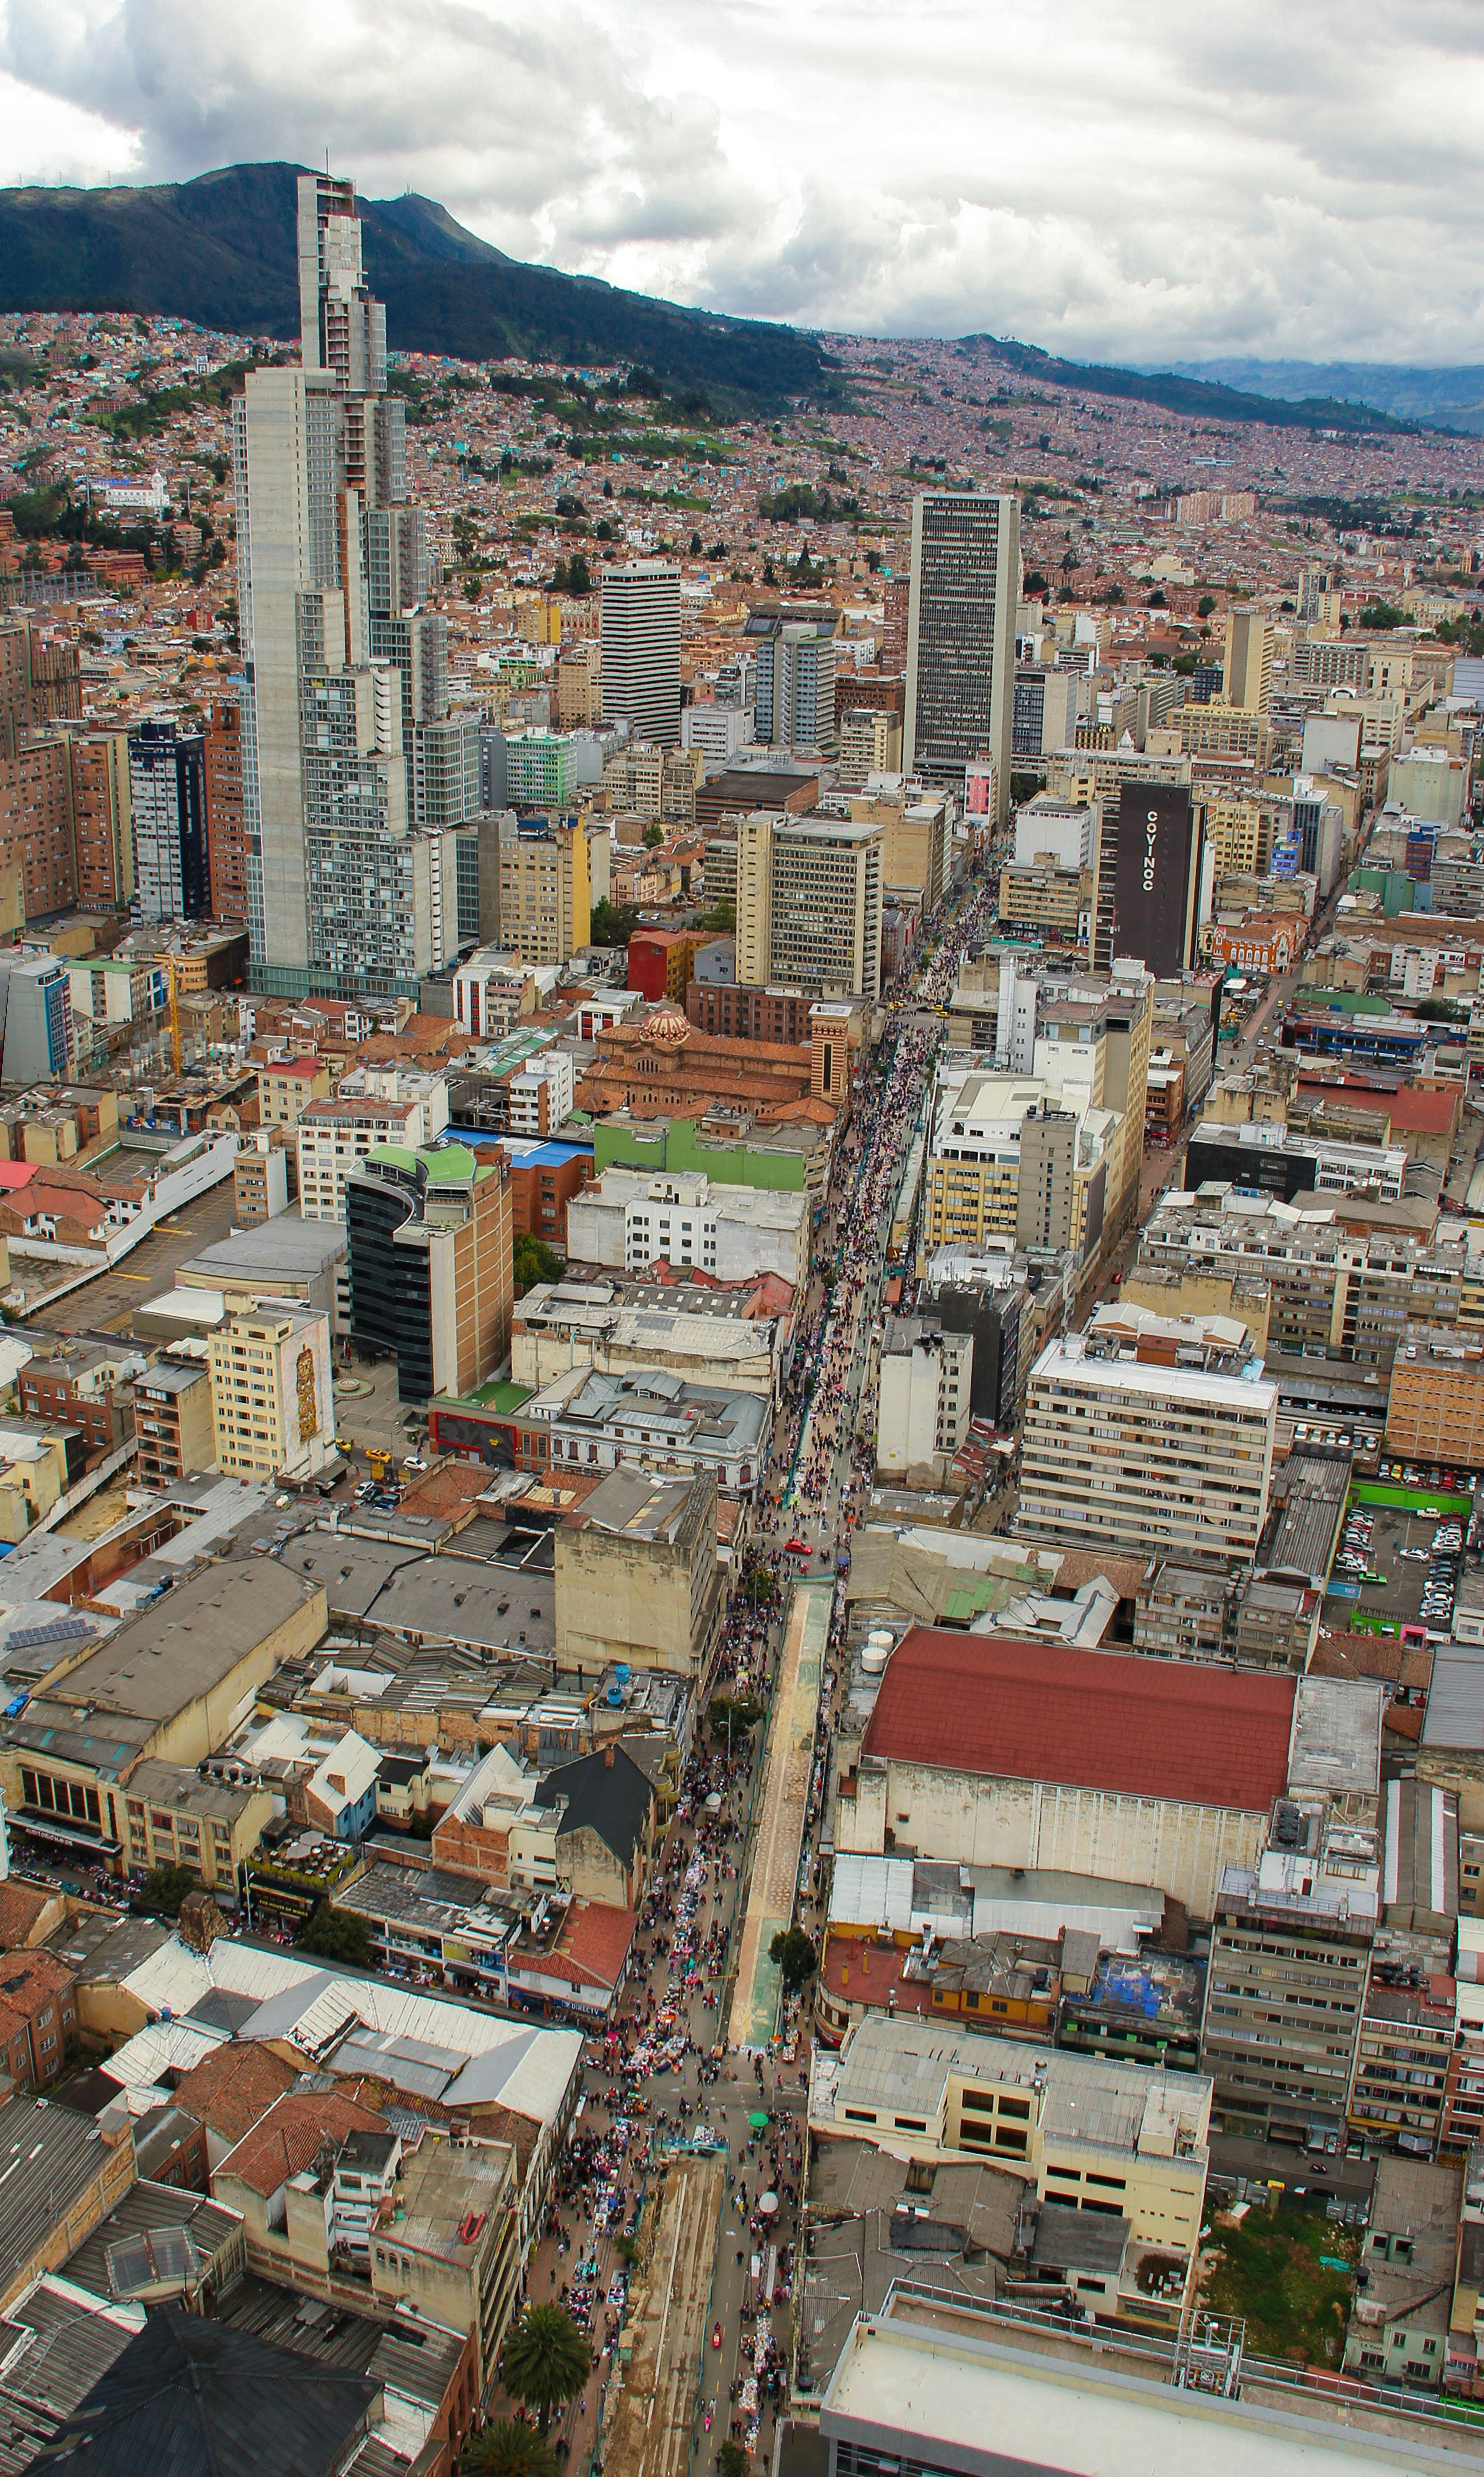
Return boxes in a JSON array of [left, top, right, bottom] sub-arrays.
[[514, 868, 1005, 2472]]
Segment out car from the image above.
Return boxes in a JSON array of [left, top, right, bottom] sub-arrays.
[[786, 1537, 810, 1556]]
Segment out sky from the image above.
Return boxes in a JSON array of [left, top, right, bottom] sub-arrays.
[[1, 0, 1482, 363]]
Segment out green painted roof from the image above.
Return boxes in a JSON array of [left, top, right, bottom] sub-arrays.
[[424, 1144, 479, 1182], [471, 1379, 533, 1412], [367, 1143, 417, 1171]]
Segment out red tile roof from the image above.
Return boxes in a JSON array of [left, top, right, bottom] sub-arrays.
[[1296, 1073, 1458, 1134], [553, 1899, 636, 1991], [862, 1629, 1294, 1812], [170, 2041, 299, 2145], [216, 2089, 385, 2196]]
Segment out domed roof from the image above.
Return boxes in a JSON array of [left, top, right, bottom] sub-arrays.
[[645, 1004, 691, 1048]]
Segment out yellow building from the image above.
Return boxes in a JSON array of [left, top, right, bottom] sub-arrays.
[[208, 1303, 335, 1480], [497, 819, 591, 964], [811, 2013, 1211, 2294], [556, 642, 601, 726], [120, 1756, 274, 1891], [997, 861, 1088, 943], [734, 811, 774, 987], [1203, 794, 1276, 878], [1223, 610, 1275, 715]]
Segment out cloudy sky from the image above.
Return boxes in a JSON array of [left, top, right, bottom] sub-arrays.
[[0, 0, 1481, 362]]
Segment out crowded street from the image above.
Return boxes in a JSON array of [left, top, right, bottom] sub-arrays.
[[494, 856, 1007, 2474]]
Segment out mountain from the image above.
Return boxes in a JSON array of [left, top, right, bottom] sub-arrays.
[[0, 162, 840, 416], [959, 334, 1421, 435], [1152, 356, 1484, 436]]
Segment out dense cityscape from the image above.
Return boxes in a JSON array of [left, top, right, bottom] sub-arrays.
[[0, 140, 1481, 2477]]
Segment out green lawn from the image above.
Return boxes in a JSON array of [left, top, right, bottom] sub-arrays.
[[1203, 2207, 1357, 2363]]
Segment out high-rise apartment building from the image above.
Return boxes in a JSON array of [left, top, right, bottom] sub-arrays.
[[1019, 1321, 1277, 1565], [733, 812, 773, 987], [345, 1142, 513, 1403], [496, 815, 591, 965], [748, 605, 837, 749], [202, 697, 248, 922], [903, 490, 1020, 816], [67, 729, 133, 911], [0, 615, 80, 755], [736, 811, 884, 999], [599, 560, 681, 746], [128, 720, 209, 923], [233, 172, 469, 995], [881, 576, 909, 673], [1223, 610, 1275, 715], [0, 735, 77, 919], [207, 1302, 335, 1480]]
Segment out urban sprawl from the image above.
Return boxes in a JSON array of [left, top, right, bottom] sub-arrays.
[[1, 167, 1484, 2477]]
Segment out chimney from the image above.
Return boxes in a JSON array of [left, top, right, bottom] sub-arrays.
[[604, 1743, 615, 1768]]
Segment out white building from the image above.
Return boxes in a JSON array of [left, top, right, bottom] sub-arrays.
[[876, 1316, 973, 1484], [1020, 1326, 1277, 1564], [682, 701, 755, 765], [565, 1165, 810, 1289], [507, 1051, 575, 1134], [297, 1077, 448, 1223]]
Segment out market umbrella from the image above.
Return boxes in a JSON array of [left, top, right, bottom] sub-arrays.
[[748, 2111, 769, 2130]]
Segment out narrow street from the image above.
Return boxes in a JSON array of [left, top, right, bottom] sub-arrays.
[[495, 864, 1007, 2476]]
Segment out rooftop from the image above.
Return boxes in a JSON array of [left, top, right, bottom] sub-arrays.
[[860, 1629, 1295, 1813]]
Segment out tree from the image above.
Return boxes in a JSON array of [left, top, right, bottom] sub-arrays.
[[1359, 599, 1408, 630], [566, 551, 592, 595], [708, 1695, 764, 1742], [1197, 594, 1217, 617], [500, 2306, 591, 2438], [589, 898, 640, 946], [717, 2446, 750, 2477], [770, 1925, 818, 1989], [461, 2422, 559, 2477], [299, 1902, 373, 1969], [643, 821, 664, 848], [690, 531, 703, 554], [761, 559, 778, 586], [140, 1863, 197, 1918], [514, 1233, 563, 1292]]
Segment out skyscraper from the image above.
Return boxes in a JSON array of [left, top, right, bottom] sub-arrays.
[[1223, 609, 1274, 715], [128, 720, 209, 923], [234, 172, 470, 995], [748, 605, 837, 749], [903, 490, 1020, 817], [600, 561, 681, 746]]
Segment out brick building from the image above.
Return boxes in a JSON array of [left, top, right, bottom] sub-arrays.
[[685, 982, 815, 1045], [203, 696, 250, 923]]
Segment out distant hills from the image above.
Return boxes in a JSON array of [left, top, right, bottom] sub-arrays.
[[0, 162, 1458, 439], [1156, 357, 1484, 436], [961, 335, 1421, 435], [0, 161, 841, 417]]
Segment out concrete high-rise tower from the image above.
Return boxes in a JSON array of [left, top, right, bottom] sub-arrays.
[[903, 489, 1020, 819], [600, 560, 681, 746], [234, 172, 471, 994]]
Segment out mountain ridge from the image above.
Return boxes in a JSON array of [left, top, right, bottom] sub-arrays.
[[0, 162, 1447, 435], [0, 162, 841, 416]]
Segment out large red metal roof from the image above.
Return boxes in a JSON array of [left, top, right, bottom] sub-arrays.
[[862, 1628, 1294, 1812]]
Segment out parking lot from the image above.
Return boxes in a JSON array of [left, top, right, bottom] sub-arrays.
[[18, 1177, 243, 1336], [1326, 1492, 1470, 1638]]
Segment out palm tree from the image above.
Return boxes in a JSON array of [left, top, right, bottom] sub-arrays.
[[500, 2305, 591, 2438], [461, 2422, 559, 2477]]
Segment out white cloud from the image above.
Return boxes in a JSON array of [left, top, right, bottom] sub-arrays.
[[3, 0, 1484, 358]]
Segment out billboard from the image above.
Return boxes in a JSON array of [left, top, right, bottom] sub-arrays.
[[1110, 783, 1199, 975]]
